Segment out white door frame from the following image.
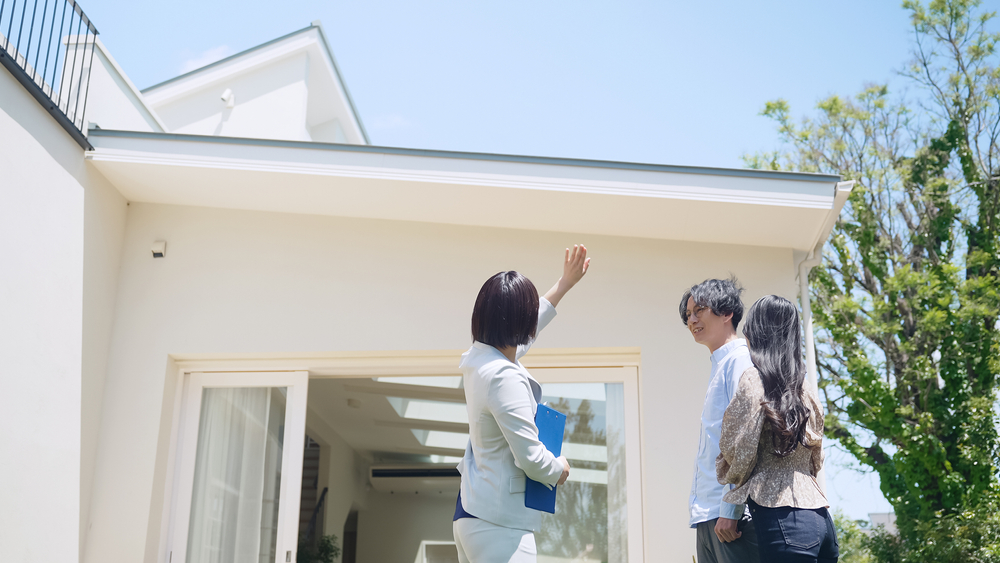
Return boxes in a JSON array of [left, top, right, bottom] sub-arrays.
[[531, 366, 644, 563], [164, 370, 309, 563]]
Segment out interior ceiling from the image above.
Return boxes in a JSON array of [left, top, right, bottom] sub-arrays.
[[306, 376, 614, 490], [308, 377, 469, 464]]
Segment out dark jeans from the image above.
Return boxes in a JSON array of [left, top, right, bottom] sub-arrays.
[[696, 512, 760, 563], [746, 499, 839, 562]]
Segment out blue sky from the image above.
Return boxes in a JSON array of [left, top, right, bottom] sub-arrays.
[[77, 0, 929, 520], [83, 0, 920, 169]]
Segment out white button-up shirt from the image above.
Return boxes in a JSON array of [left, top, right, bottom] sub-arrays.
[[689, 338, 754, 527]]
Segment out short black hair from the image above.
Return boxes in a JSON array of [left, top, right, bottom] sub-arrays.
[[678, 276, 746, 329], [472, 271, 539, 349]]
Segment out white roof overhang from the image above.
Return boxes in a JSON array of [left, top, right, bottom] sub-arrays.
[[86, 129, 842, 250]]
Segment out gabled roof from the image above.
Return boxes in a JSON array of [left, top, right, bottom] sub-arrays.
[[140, 23, 368, 144]]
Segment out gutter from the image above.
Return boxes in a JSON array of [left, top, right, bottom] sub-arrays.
[[86, 128, 842, 184]]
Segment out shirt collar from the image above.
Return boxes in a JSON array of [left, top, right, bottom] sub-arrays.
[[710, 338, 746, 370], [471, 341, 518, 364]]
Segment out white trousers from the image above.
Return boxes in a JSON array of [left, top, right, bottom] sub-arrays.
[[453, 518, 537, 563]]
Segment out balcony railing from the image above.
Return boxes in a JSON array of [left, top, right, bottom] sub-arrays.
[[0, 0, 98, 149]]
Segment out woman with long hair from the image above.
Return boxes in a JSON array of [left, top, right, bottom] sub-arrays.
[[453, 245, 590, 563], [716, 295, 838, 562]]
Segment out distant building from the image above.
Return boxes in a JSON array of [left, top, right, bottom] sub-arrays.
[[869, 512, 898, 535]]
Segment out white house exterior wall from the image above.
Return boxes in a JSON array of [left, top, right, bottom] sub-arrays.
[[81, 201, 798, 563], [75, 40, 166, 133], [80, 164, 129, 559], [0, 65, 85, 563], [153, 53, 312, 141], [0, 60, 134, 563]]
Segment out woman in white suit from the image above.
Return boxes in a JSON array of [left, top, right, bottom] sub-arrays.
[[453, 245, 591, 563]]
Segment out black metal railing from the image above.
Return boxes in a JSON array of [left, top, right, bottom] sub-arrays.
[[0, 0, 98, 149], [303, 486, 328, 546]]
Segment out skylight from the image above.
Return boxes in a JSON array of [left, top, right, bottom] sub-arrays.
[[410, 430, 470, 450], [386, 397, 469, 424], [428, 455, 464, 464]]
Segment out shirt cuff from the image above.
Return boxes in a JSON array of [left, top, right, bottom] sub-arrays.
[[719, 501, 744, 520]]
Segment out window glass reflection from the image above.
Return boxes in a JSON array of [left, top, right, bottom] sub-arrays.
[[537, 383, 628, 563]]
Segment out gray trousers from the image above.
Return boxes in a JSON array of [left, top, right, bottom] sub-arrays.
[[696, 516, 760, 563]]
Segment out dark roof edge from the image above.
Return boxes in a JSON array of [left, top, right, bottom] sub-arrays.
[[140, 25, 315, 93], [87, 129, 842, 183]]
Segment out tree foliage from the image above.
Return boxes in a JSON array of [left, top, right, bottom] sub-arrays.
[[746, 1, 1000, 559], [833, 510, 873, 563]]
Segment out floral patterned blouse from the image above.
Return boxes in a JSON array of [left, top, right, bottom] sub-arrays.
[[716, 367, 829, 509]]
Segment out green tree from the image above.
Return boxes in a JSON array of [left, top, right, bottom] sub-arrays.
[[746, 1, 1000, 560], [833, 510, 873, 563]]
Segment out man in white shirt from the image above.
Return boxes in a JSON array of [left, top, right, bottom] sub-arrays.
[[681, 277, 760, 563]]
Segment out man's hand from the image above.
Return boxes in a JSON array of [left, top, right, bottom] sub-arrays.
[[556, 456, 571, 486], [714, 517, 741, 543]]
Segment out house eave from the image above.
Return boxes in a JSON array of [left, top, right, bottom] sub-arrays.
[[86, 129, 841, 250]]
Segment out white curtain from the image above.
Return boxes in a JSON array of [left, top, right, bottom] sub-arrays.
[[186, 387, 286, 563], [605, 383, 628, 563]]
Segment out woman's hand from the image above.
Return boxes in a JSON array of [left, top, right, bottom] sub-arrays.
[[556, 456, 571, 486], [544, 245, 591, 308]]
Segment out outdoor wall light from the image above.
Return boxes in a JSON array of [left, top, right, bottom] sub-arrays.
[[220, 88, 235, 108], [151, 240, 166, 258]]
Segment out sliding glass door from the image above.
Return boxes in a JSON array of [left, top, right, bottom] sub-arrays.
[[168, 372, 309, 563]]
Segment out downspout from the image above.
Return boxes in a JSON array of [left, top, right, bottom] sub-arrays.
[[797, 180, 853, 491], [799, 181, 854, 391]]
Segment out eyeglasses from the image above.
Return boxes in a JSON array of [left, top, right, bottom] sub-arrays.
[[686, 305, 710, 323]]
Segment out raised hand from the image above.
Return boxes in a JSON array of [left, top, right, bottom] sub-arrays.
[[544, 244, 591, 307]]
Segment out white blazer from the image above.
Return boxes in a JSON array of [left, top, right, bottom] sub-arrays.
[[456, 297, 566, 533]]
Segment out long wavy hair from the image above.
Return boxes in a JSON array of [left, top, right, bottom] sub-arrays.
[[743, 295, 811, 457]]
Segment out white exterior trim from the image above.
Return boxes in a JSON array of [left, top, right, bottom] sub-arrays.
[[89, 147, 834, 209]]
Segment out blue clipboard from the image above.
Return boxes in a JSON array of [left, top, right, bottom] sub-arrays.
[[525, 403, 567, 513]]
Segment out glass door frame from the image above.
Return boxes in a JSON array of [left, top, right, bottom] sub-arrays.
[[165, 371, 309, 563], [531, 366, 644, 563]]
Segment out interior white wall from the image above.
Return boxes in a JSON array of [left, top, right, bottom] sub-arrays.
[[305, 407, 371, 538], [85, 202, 796, 563], [0, 67, 85, 563], [356, 492, 456, 563]]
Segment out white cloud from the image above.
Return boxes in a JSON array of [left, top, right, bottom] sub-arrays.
[[179, 45, 234, 75]]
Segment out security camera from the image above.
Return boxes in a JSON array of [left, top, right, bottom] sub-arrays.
[[152, 240, 166, 258], [220, 88, 234, 108]]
